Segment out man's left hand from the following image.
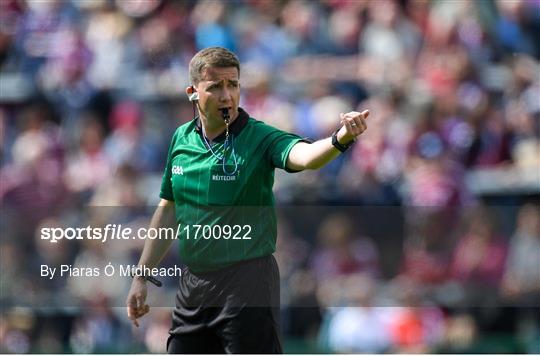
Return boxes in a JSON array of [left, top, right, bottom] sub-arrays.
[[337, 110, 370, 144]]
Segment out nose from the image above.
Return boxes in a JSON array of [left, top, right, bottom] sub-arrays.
[[219, 87, 232, 103]]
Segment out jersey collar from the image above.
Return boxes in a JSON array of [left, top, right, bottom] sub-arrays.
[[195, 107, 250, 142]]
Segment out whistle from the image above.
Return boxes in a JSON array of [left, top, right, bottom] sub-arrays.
[[220, 108, 230, 121]]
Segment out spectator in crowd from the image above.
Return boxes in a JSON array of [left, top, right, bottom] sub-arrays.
[[500, 203, 540, 353], [451, 206, 508, 302], [64, 117, 111, 197], [385, 277, 446, 353], [501, 203, 540, 303], [324, 273, 393, 353], [310, 213, 379, 282], [1, 103, 65, 227]]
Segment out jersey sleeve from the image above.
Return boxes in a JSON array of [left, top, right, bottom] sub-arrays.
[[263, 124, 308, 173], [159, 129, 179, 201]]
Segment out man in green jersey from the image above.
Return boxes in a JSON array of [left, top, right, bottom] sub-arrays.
[[126, 47, 369, 353]]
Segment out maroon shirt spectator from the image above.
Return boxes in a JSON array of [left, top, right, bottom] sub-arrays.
[[451, 207, 508, 288], [310, 214, 379, 281]]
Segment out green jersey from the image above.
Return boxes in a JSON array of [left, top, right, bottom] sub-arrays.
[[160, 108, 304, 272]]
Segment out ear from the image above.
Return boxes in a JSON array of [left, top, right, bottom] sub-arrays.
[[186, 86, 199, 102]]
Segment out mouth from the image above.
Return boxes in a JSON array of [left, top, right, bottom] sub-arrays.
[[218, 107, 232, 120]]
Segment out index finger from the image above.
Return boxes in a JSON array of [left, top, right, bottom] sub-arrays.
[[127, 297, 140, 327], [127, 308, 140, 327]]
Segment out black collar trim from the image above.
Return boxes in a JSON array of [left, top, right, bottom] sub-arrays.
[[195, 107, 250, 142]]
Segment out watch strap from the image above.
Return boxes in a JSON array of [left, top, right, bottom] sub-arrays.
[[332, 128, 355, 152]]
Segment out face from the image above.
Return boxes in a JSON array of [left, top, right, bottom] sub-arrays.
[[190, 66, 240, 123]]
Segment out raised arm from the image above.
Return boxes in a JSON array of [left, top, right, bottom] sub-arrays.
[[126, 198, 176, 327], [287, 110, 369, 171]]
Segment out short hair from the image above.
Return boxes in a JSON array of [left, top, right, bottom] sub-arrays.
[[189, 47, 240, 85]]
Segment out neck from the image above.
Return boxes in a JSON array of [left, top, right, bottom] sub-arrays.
[[200, 114, 236, 141]]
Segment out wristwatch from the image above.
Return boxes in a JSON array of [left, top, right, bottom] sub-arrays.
[[332, 128, 355, 152]]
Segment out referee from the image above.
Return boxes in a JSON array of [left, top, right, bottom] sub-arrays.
[[126, 47, 369, 353]]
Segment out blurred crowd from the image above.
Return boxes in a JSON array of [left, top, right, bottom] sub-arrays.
[[1, 0, 539, 353]]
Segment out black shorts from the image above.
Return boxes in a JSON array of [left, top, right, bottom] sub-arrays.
[[167, 255, 282, 354]]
